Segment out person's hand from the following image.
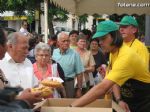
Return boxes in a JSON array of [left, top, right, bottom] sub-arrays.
[[75, 88, 82, 98], [118, 101, 130, 112], [57, 84, 64, 89], [17, 88, 42, 107], [97, 66, 106, 78]]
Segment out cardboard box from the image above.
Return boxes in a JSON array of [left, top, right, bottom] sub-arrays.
[[34, 98, 125, 112]]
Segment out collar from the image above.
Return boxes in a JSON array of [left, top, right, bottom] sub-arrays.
[[124, 38, 136, 47], [5, 52, 15, 63], [5, 52, 25, 64], [59, 48, 70, 55]]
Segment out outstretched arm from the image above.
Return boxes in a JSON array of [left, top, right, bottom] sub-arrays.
[[71, 79, 114, 107]]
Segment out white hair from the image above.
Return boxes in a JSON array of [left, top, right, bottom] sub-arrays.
[[34, 42, 51, 56], [7, 32, 27, 45], [57, 31, 69, 41]]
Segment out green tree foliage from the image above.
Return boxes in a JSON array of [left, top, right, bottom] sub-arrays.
[[0, 0, 43, 24], [79, 14, 88, 30], [0, 0, 69, 35], [47, 1, 69, 34], [0, 0, 42, 14]]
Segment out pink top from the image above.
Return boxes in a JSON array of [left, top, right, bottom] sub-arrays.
[[33, 63, 52, 81], [33, 63, 60, 98]]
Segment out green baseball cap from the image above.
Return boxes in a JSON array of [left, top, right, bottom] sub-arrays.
[[92, 20, 119, 39], [119, 16, 138, 27]]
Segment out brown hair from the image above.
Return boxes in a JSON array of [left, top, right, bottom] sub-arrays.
[[77, 34, 87, 42]]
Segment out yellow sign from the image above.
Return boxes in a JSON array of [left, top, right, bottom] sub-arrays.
[[3, 16, 27, 20], [35, 10, 39, 20]]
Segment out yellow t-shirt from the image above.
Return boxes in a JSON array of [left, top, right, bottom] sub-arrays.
[[106, 44, 150, 86], [125, 39, 149, 70]]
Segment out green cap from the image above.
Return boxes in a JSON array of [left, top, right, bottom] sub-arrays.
[[119, 16, 138, 27], [92, 20, 119, 39]]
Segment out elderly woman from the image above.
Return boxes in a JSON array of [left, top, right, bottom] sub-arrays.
[[75, 34, 95, 94], [33, 42, 66, 98]]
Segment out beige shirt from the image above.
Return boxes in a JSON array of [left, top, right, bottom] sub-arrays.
[[78, 50, 95, 86]]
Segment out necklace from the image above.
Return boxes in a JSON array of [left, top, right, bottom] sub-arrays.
[[129, 39, 135, 47]]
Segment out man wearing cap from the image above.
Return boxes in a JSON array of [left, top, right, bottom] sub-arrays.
[[113, 16, 150, 111], [119, 16, 149, 69], [70, 20, 150, 112]]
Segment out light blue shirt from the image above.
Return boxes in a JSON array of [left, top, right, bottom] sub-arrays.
[[52, 48, 84, 78]]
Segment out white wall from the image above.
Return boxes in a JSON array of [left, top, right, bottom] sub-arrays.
[[8, 20, 21, 31]]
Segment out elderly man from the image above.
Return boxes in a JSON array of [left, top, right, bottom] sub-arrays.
[[52, 32, 84, 98], [0, 28, 42, 110], [0, 32, 38, 89], [119, 15, 149, 69]]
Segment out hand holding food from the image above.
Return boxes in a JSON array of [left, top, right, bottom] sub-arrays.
[[31, 86, 53, 98], [17, 88, 42, 107]]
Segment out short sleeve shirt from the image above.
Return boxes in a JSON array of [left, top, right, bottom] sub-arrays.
[[125, 39, 149, 70], [105, 44, 150, 86], [52, 48, 84, 78]]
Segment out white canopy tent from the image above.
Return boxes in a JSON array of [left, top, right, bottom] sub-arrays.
[[44, 0, 150, 43], [51, 0, 150, 15]]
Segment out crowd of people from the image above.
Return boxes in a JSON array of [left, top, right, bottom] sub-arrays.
[[0, 15, 150, 112]]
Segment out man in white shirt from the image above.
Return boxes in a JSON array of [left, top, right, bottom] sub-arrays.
[[0, 28, 42, 109], [0, 32, 38, 89], [19, 20, 29, 36]]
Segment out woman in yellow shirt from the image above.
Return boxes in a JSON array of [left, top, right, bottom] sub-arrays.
[[70, 20, 150, 112]]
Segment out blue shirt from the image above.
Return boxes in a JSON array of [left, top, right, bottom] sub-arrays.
[[52, 48, 84, 78]]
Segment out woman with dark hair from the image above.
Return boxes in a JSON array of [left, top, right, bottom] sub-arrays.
[[69, 30, 79, 49], [70, 20, 150, 112], [89, 39, 107, 83]]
